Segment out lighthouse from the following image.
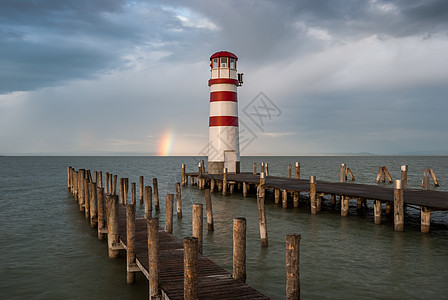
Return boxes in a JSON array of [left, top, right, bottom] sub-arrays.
[[208, 51, 243, 174]]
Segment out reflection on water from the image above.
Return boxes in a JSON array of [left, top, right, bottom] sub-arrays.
[[0, 156, 447, 299]]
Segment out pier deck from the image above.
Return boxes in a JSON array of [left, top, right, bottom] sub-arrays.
[[186, 172, 448, 210], [117, 206, 269, 300]]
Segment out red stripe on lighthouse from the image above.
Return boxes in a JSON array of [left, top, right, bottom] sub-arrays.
[[208, 78, 239, 86], [209, 116, 238, 127], [210, 91, 237, 102]]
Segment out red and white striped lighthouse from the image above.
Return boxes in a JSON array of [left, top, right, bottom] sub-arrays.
[[208, 51, 243, 174]]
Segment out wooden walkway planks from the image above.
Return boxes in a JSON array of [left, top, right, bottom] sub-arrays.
[[187, 172, 448, 210], [117, 206, 269, 300]]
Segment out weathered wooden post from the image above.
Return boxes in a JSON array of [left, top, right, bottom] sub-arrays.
[[184, 237, 198, 300], [181, 164, 186, 186], [124, 178, 129, 204], [242, 182, 248, 197], [210, 179, 215, 192], [394, 180, 404, 232], [176, 182, 182, 218], [78, 169, 85, 212], [144, 186, 152, 219], [139, 176, 144, 205], [106, 194, 120, 258], [429, 169, 440, 187], [257, 172, 268, 247], [198, 162, 203, 190], [422, 169, 430, 190], [282, 189, 288, 209], [340, 164, 346, 183], [89, 182, 98, 227], [104, 172, 109, 194], [153, 178, 160, 211], [295, 162, 300, 179], [261, 162, 265, 173], [288, 164, 292, 178], [84, 178, 90, 218], [374, 200, 382, 225], [286, 234, 301, 300], [67, 166, 71, 189], [108, 174, 113, 195], [233, 217, 246, 282], [131, 182, 136, 205], [421, 207, 431, 233], [165, 194, 174, 234], [112, 174, 117, 195], [341, 195, 349, 217], [126, 203, 136, 284], [147, 217, 160, 299], [253, 162, 257, 175], [222, 167, 228, 196], [97, 187, 106, 240], [265, 163, 269, 176], [192, 204, 203, 254], [317, 193, 322, 212], [293, 192, 299, 208], [310, 176, 317, 215], [120, 178, 124, 204], [98, 171, 103, 189], [205, 189, 214, 231], [274, 189, 280, 204], [331, 194, 336, 206]]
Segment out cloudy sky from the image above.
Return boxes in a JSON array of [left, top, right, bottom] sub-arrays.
[[1, 0, 447, 155]]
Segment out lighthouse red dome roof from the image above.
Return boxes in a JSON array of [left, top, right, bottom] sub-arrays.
[[210, 51, 238, 60]]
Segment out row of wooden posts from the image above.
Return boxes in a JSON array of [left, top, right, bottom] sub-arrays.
[[182, 162, 437, 234], [66, 166, 302, 299]]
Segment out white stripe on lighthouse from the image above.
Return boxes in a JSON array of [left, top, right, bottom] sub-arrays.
[[209, 102, 238, 117]]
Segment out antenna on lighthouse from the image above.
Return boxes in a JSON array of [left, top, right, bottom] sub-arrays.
[[238, 73, 244, 86]]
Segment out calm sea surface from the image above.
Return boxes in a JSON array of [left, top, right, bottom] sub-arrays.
[[1, 156, 447, 299]]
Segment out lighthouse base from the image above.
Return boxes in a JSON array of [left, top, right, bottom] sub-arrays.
[[208, 161, 240, 174]]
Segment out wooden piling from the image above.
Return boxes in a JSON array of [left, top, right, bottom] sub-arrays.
[[120, 178, 124, 204], [295, 162, 300, 179], [131, 182, 136, 205], [106, 194, 120, 258], [286, 234, 301, 300], [222, 168, 228, 196], [275, 188, 280, 204], [98, 171, 102, 189], [153, 178, 160, 211], [97, 187, 106, 240], [346, 168, 355, 181], [181, 164, 186, 186], [316, 193, 322, 212], [310, 176, 317, 215], [147, 217, 160, 299], [84, 178, 90, 218], [421, 207, 431, 233], [184, 237, 198, 300], [265, 163, 269, 176], [104, 172, 109, 194], [394, 180, 404, 232], [67, 166, 71, 188], [253, 162, 257, 175], [340, 164, 346, 183], [401, 165, 408, 189], [288, 164, 292, 178], [124, 178, 129, 205], [205, 189, 214, 231], [233, 217, 246, 283], [89, 182, 98, 227], [126, 203, 136, 284], [139, 176, 144, 204], [192, 204, 203, 254], [210, 179, 215, 192], [112, 174, 117, 195], [341, 196, 349, 217], [282, 189, 288, 209], [165, 194, 174, 234], [429, 169, 439, 187], [243, 182, 248, 197], [176, 182, 182, 218], [261, 162, 265, 174], [293, 192, 299, 208], [374, 200, 382, 225], [144, 186, 152, 219], [257, 184, 268, 247], [78, 169, 85, 212], [108, 174, 113, 195]]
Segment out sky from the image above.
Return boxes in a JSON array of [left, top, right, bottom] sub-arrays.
[[1, 0, 447, 156]]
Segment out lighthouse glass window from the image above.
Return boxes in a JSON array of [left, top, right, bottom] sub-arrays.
[[230, 58, 235, 69], [220, 57, 228, 68], [213, 58, 218, 69]]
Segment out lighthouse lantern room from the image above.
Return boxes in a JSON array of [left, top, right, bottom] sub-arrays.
[[208, 51, 243, 174]]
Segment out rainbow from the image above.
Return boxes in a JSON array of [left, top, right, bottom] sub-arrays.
[[158, 130, 173, 156]]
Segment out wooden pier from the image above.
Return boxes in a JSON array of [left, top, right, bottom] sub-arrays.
[[66, 167, 273, 300], [184, 164, 448, 234]]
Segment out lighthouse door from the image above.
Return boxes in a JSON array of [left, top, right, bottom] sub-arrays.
[[224, 150, 237, 173]]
